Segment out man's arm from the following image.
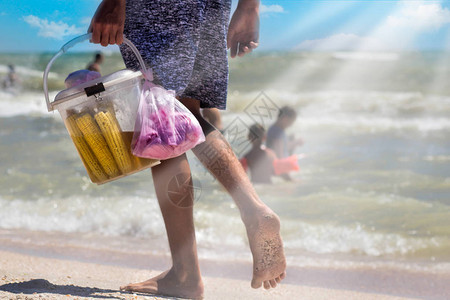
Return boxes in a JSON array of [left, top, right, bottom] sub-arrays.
[[227, 0, 260, 58], [288, 136, 303, 156]]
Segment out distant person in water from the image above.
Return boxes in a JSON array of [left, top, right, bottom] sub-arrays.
[[87, 52, 104, 74], [266, 106, 303, 181], [2, 64, 18, 89], [240, 124, 277, 184], [241, 123, 301, 184]]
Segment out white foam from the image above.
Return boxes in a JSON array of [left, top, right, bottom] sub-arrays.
[[228, 90, 450, 133], [283, 221, 436, 257], [0, 64, 58, 79], [298, 116, 450, 132], [0, 195, 165, 238], [0, 91, 58, 117]]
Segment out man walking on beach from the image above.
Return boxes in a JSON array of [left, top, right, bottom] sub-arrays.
[[89, 0, 286, 298]]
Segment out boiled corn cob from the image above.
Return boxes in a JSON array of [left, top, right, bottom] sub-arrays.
[[94, 111, 133, 174], [76, 113, 121, 178], [65, 115, 108, 183], [131, 152, 142, 169]]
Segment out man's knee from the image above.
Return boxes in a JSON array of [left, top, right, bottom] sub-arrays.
[[178, 97, 201, 116], [178, 97, 216, 135]]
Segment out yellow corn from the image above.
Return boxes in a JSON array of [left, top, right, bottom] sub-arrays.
[[76, 113, 121, 177], [132, 153, 142, 169], [94, 111, 133, 174], [65, 115, 108, 183]]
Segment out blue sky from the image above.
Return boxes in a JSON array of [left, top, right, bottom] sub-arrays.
[[1, 0, 450, 52]]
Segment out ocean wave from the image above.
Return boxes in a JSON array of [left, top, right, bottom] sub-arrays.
[[0, 64, 58, 79], [0, 195, 165, 238], [227, 90, 450, 133], [283, 221, 438, 257], [1, 192, 448, 262], [298, 116, 450, 132], [0, 91, 57, 117]]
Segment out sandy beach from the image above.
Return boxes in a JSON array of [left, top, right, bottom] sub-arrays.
[[2, 28, 450, 300], [0, 249, 425, 300], [0, 227, 449, 300]]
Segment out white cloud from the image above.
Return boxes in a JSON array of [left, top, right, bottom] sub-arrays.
[[372, 1, 450, 49], [295, 1, 450, 51], [385, 2, 450, 31], [260, 4, 284, 14], [295, 33, 384, 51], [23, 15, 83, 39]]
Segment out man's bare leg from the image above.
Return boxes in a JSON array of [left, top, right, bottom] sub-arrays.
[[120, 153, 203, 299], [184, 98, 286, 289], [201, 108, 223, 132]]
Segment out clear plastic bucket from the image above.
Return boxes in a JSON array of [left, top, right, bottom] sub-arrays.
[[43, 33, 160, 184]]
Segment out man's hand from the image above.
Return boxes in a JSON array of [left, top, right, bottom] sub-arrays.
[[88, 0, 126, 46], [227, 1, 260, 58]]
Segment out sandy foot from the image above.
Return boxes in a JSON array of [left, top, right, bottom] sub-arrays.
[[244, 208, 287, 289], [119, 268, 203, 299]]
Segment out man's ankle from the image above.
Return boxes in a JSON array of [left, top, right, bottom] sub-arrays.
[[171, 264, 202, 283]]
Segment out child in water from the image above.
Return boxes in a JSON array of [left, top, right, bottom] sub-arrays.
[[241, 124, 300, 184], [266, 106, 303, 181], [240, 124, 277, 184]]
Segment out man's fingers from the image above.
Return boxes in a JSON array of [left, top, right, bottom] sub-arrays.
[[238, 43, 247, 57], [249, 41, 259, 49], [89, 21, 124, 46], [100, 25, 110, 47], [109, 29, 116, 45], [230, 40, 238, 58], [116, 30, 124, 45], [229, 40, 259, 57], [227, 31, 235, 49], [91, 23, 101, 44]]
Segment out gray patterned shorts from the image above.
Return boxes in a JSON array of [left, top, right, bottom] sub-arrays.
[[120, 0, 232, 110]]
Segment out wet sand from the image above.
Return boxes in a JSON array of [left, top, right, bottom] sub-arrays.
[[0, 249, 422, 300], [0, 229, 449, 300]]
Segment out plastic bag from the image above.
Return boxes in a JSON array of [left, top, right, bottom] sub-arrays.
[[64, 70, 101, 88], [132, 70, 206, 160]]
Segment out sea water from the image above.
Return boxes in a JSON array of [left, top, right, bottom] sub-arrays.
[[0, 51, 449, 272]]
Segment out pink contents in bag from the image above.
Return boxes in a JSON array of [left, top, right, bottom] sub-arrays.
[[132, 70, 205, 160]]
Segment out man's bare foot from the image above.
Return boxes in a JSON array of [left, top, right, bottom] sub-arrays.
[[244, 208, 287, 289], [120, 268, 204, 299]]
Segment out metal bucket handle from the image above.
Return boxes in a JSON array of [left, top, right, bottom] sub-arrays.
[[43, 33, 147, 112]]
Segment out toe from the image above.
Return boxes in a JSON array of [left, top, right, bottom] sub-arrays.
[[275, 277, 281, 283], [280, 271, 286, 280], [269, 279, 277, 288], [263, 281, 271, 289], [120, 283, 139, 292], [251, 277, 262, 289]]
